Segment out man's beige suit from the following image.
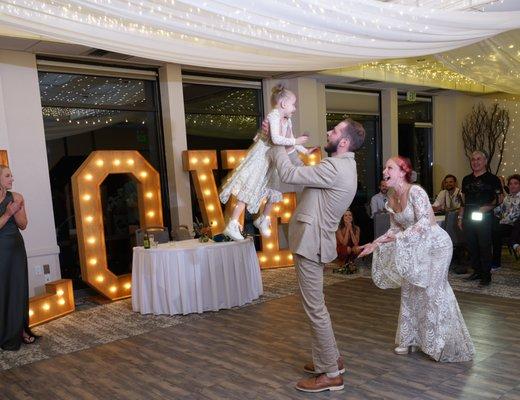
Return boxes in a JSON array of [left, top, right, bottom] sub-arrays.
[[271, 146, 358, 373]]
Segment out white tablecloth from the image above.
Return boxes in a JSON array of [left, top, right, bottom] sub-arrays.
[[131, 238, 263, 315]]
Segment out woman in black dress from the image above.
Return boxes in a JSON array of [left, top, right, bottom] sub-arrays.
[[0, 164, 38, 351]]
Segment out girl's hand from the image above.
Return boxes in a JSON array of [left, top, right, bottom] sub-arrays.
[[261, 119, 269, 134], [357, 243, 376, 258], [295, 135, 309, 145]]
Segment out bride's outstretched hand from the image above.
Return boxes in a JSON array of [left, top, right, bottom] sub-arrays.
[[357, 243, 375, 258]]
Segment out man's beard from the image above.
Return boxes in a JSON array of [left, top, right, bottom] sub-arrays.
[[324, 138, 339, 153]]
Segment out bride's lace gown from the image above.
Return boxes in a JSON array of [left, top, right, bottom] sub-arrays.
[[372, 185, 475, 362]]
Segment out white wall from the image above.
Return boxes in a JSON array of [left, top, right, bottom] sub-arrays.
[[0, 50, 60, 296], [433, 92, 520, 193]]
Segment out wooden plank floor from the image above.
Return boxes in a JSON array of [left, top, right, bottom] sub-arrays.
[[1, 278, 520, 400]]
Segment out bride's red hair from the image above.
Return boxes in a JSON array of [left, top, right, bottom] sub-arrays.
[[391, 156, 414, 183]]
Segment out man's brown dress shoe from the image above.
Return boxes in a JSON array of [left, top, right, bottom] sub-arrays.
[[303, 356, 345, 374], [295, 373, 344, 392]]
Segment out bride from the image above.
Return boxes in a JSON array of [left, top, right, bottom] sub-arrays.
[[359, 156, 475, 362]]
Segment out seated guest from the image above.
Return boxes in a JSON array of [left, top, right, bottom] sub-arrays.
[[492, 174, 520, 270], [370, 179, 388, 218], [336, 210, 361, 264], [432, 174, 462, 213]]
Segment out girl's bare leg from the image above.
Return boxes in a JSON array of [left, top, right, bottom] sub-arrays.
[[231, 201, 246, 221], [223, 201, 246, 241]]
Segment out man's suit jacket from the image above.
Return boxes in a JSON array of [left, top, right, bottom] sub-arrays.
[[270, 146, 357, 264]]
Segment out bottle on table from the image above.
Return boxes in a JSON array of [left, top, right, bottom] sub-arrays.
[[143, 231, 150, 249]]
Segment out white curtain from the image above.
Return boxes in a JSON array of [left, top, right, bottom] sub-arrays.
[[436, 29, 520, 94], [0, 0, 519, 71]]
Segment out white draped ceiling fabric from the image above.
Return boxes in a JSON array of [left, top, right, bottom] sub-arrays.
[[436, 29, 520, 94], [0, 0, 519, 71]]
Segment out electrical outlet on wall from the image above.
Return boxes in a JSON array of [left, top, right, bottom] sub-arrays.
[[43, 264, 50, 274], [34, 265, 43, 276]]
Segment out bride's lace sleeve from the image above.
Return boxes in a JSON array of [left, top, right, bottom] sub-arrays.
[[395, 186, 432, 240], [372, 186, 437, 289]]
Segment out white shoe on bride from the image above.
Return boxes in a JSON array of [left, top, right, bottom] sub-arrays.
[[394, 345, 419, 355]]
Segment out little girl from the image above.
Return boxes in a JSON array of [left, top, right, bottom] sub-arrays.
[[219, 84, 311, 241]]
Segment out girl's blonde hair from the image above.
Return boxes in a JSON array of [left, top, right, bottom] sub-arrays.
[[270, 84, 294, 107], [0, 164, 9, 192]]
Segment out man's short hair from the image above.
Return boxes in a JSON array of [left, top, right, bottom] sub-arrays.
[[471, 150, 488, 161], [341, 118, 366, 152], [444, 174, 457, 182], [507, 174, 520, 186]]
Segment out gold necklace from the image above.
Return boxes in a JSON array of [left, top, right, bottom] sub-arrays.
[[395, 183, 408, 205]]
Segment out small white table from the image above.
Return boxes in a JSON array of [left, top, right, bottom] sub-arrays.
[[131, 238, 263, 315]]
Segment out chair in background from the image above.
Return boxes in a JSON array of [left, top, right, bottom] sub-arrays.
[[373, 212, 390, 240], [135, 226, 170, 246], [171, 225, 193, 241]]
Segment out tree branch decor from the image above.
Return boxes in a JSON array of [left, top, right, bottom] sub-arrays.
[[462, 102, 510, 174]]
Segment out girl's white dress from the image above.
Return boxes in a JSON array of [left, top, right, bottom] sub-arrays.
[[372, 185, 475, 362], [219, 109, 305, 214]]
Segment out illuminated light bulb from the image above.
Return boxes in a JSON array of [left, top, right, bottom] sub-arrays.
[[109, 285, 117, 293], [309, 161, 316, 166], [210, 221, 217, 227], [58, 298, 66, 306], [274, 255, 281, 261], [274, 206, 280, 212], [309, 154, 316, 160], [288, 254, 293, 260], [96, 159, 104, 167], [127, 159, 134, 166], [200, 174, 207, 181], [284, 212, 291, 218], [203, 189, 211, 196], [96, 274, 104, 283], [87, 237, 96, 244], [267, 243, 274, 249], [124, 282, 131, 290], [260, 256, 267, 262], [56, 289, 64, 297], [89, 258, 97, 266], [84, 173, 93, 181], [85, 215, 94, 223], [147, 211, 155, 218], [146, 191, 153, 199], [283, 198, 290, 204], [240, 157, 245, 162], [113, 159, 121, 166], [191, 157, 198, 164], [229, 156, 236, 163], [29, 309, 34, 317], [207, 204, 215, 211], [42, 303, 50, 311], [140, 171, 148, 178], [83, 194, 91, 201], [203, 157, 210, 164]]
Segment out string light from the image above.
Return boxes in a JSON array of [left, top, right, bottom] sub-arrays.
[[72, 150, 162, 300]]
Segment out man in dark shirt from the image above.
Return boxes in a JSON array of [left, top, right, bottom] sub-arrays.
[[458, 151, 502, 286]]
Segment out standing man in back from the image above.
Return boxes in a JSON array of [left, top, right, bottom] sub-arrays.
[[268, 118, 366, 393], [458, 151, 502, 285]]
